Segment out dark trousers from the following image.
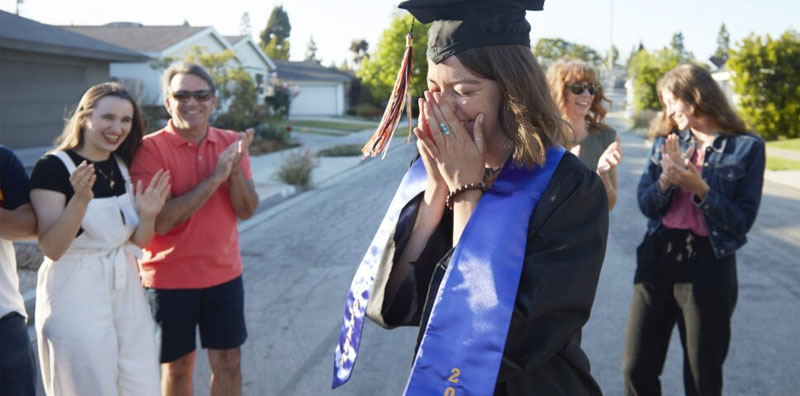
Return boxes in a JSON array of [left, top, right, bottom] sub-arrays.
[[0, 312, 37, 396], [622, 228, 738, 396]]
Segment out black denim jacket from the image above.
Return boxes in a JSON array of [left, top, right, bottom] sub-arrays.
[[637, 129, 766, 258]]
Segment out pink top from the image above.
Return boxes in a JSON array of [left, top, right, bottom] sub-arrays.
[[130, 121, 252, 289], [662, 148, 709, 237]]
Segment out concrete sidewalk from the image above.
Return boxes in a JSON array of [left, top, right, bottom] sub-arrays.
[[248, 123, 409, 213]]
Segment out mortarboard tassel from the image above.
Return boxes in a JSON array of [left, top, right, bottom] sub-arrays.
[[361, 24, 414, 159]]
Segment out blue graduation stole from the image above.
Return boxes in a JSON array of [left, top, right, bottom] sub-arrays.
[[333, 146, 565, 395]]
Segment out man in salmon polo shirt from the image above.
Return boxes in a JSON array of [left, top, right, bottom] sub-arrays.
[[131, 62, 258, 396]]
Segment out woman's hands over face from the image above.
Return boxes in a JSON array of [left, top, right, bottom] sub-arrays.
[[413, 90, 486, 193]]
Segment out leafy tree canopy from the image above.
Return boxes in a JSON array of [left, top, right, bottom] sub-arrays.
[[728, 31, 800, 140]]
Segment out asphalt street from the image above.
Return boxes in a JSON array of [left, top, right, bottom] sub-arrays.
[[189, 120, 800, 395]]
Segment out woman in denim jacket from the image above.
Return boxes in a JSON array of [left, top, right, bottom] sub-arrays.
[[622, 64, 765, 396]]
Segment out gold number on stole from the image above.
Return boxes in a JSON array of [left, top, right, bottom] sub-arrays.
[[444, 368, 461, 395]]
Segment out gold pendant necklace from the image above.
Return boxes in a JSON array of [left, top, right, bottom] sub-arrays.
[[94, 162, 116, 189], [483, 167, 502, 189]]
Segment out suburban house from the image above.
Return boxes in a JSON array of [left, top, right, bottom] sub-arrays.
[[273, 60, 355, 117], [0, 11, 148, 151], [224, 35, 276, 99], [64, 23, 275, 107]]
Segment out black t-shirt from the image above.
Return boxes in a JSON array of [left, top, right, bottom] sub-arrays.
[[0, 145, 31, 210], [29, 150, 127, 238], [29, 150, 126, 202]]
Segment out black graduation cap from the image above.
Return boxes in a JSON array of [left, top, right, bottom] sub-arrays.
[[399, 0, 545, 63]]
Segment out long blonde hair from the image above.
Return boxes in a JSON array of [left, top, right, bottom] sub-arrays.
[[650, 63, 747, 138], [546, 60, 611, 140], [53, 82, 144, 165], [455, 45, 569, 167]]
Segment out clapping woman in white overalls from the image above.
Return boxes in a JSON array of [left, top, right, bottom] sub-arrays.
[[29, 83, 171, 395]]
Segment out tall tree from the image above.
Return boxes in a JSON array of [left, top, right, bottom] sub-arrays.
[[240, 12, 251, 36], [607, 44, 619, 67], [628, 48, 682, 112], [670, 31, 692, 61], [710, 23, 730, 68], [305, 36, 320, 63], [359, 14, 429, 106], [260, 6, 291, 60], [532, 38, 603, 70], [349, 39, 369, 70]]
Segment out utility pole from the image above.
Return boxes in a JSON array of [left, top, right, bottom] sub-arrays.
[[16, 0, 23, 15], [608, 0, 614, 72]]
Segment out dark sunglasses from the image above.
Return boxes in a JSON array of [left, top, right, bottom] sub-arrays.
[[171, 90, 213, 102], [567, 82, 600, 95]]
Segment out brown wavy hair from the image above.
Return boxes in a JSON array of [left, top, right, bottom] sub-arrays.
[[650, 63, 748, 138], [546, 60, 611, 142], [455, 45, 569, 167], [53, 82, 144, 165]]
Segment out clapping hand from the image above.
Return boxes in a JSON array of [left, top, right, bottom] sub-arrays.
[[659, 134, 708, 198], [597, 135, 623, 175], [135, 169, 171, 218], [232, 128, 255, 169], [69, 161, 96, 204]]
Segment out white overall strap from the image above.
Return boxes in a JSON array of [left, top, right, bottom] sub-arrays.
[[53, 151, 77, 175], [114, 154, 135, 200], [114, 154, 132, 186]]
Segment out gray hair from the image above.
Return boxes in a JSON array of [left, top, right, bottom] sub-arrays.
[[161, 62, 216, 99]]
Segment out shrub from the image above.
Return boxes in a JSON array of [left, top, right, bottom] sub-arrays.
[[318, 144, 363, 157], [728, 31, 800, 140], [349, 103, 384, 118], [277, 148, 317, 188], [140, 105, 167, 134], [632, 109, 659, 129]]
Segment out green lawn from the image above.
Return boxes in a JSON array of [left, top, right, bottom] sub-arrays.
[[289, 120, 377, 132], [766, 156, 800, 171], [767, 138, 800, 152]]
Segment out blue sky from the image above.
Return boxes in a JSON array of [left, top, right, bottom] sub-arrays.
[[3, 0, 797, 66]]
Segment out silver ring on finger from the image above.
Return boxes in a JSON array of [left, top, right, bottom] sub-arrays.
[[439, 122, 451, 136]]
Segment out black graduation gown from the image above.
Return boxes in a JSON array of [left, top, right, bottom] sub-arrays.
[[366, 153, 608, 396]]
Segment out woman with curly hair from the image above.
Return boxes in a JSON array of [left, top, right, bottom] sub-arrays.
[[548, 59, 623, 210]]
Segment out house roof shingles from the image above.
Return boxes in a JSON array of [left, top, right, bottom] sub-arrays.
[[224, 35, 248, 45], [273, 60, 354, 83], [63, 24, 209, 53], [0, 11, 147, 62]]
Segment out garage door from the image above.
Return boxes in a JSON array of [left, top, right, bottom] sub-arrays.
[[290, 84, 338, 116], [0, 58, 94, 148]]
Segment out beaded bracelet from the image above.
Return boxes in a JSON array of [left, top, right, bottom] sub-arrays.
[[446, 182, 486, 210]]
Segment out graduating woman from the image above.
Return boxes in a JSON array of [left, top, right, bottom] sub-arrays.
[[29, 83, 170, 395], [333, 1, 609, 395], [622, 64, 765, 396], [548, 60, 623, 210]]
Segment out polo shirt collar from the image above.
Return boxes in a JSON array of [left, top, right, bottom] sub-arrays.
[[164, 119, 220, 147]]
